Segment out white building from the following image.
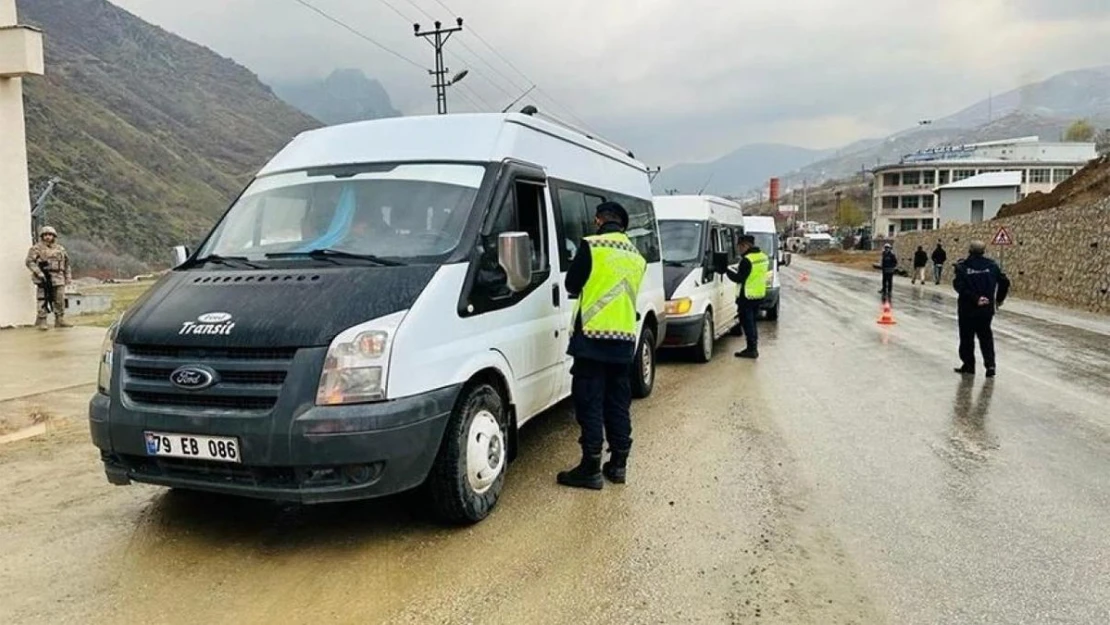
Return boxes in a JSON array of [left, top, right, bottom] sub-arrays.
[[0, 0, 45, 327], [936, 171, 1021, 224], [872, 137, 1096, 238]]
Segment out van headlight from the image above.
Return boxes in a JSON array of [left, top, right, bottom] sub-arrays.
[[665, 298, 693, 316], [97, 320, 120, 395], [316, 310, 407, 406]]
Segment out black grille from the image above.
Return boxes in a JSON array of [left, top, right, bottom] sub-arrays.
[[127, 391, 277, 411], [121, 344, 295, 414], [118, 454, 298, 488], [127, 345, 298, 361], [126, 367, 287, 386]]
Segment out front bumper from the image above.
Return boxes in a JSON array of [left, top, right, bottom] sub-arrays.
[[89, 384, 460, 504], [662, 313, 705, 348]]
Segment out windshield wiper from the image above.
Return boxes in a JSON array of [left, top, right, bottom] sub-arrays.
[[664, 260, 692, 267], [187, 254, 263, 269], [266, 249, 405, 267]]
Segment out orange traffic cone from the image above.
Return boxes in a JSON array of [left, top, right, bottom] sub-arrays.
[[877, 301, 897, 325]]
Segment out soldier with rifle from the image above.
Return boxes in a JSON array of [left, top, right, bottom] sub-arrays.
[[25, 226, 72, 330]]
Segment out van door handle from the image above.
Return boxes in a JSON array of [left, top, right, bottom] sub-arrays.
[[552, 284, 560, 307]]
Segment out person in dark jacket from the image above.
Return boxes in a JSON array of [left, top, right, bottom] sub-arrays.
[[558, 201, 647, 489], [931, 241, 948, 285], [912, 246, 929, 284], [722, 235, 770, 359], [879, 244, 898, 297], [952, 241, 1011, 378]]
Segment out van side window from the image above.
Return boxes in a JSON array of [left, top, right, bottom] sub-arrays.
[[472, 179, 551, 307], [721, 228, 736, 263], [556, 188, 591, 270], [623, 197, 661, 263]]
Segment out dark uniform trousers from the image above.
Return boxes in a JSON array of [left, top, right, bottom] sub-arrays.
[[571, 358, 632, 456], [958, 308, 996, 370], [739, 298, 763, 351]]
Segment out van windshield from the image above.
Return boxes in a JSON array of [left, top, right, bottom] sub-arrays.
[[750, 233, 778, 258], [197, 163, 485, 263], [659, 220, 704, 264]]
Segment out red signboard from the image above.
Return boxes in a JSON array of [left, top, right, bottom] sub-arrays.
[[992, 226, 1014, 246]]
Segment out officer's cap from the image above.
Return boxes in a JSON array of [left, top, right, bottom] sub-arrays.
[[595, 201, 629, 229], [39, 226, 58, 238]]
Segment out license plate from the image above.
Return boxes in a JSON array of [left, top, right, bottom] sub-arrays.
[[144, 431, 241, 463]]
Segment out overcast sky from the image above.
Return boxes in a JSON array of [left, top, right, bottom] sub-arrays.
[[111, 0, 1110, 166]]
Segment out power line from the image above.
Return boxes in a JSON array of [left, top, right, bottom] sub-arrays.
[[289, 0, 423, 70], [400, 0, 435, 22], [421, 0, 593, 127]]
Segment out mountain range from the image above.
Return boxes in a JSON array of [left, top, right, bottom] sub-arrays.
[[18, 0, 320, 274], [272, 69, 401, 126], [656, 66, 1110, 197]]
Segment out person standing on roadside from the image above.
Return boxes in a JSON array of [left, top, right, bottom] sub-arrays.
[[953, 241, 1010, 378], [912, 245, 929, 285], [879, 243, 898, 297], [24, 226, 72, 330], [557, 201, 647, 490], [931, 241, 948, 285], [723, 235, 769, 360]]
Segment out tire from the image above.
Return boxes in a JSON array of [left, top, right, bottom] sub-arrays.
[[766, 300, 779, 322], [425, 383, 508, 525], [630, 325, 656, 399], [690, 311, 714, 363]]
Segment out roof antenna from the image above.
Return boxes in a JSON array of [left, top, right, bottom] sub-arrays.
[[697, 173, 714, 195]]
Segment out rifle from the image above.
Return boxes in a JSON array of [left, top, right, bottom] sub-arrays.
[[38, 261, 55, 313]]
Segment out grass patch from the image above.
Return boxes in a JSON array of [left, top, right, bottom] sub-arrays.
[[76, 282, 153, 328]]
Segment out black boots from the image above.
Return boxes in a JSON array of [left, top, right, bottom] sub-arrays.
[[603, 450, 629, 484], [557, 453, 603, 490], [735, 349, 759, 359], [557, 450, 630, 489]]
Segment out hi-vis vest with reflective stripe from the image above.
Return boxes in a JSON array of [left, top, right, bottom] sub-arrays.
[[738, 250, 770, 300], [576, 232, 647, 342]]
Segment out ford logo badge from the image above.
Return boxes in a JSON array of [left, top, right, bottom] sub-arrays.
[[197, 312, 233, 324], [170, 365, 218, 391]]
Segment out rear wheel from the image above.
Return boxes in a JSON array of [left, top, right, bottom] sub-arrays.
[[691, 311, 714, 363], [630, 326, 656, 399], [766, 300, 780, 322], [425, 383, 508, 524]]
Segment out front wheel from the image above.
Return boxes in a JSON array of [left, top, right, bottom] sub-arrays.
[[425, 383, 508, 524], [631, 326, 656, 399], [691, 311, 714, 363]]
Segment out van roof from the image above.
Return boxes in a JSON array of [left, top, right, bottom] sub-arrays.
[[258, 113, 647, 177], [742, 215, 778, 233], [653, 195, 744, 224]]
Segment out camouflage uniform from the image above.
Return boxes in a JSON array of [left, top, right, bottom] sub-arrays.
[[25, 234, 72, 328]]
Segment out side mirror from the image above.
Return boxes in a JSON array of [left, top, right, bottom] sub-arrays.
[[172, 245, 190, 267], [712, 252, 729, 273], [497, 232, 533, 293]]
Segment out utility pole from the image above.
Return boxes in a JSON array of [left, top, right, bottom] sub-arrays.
[[802, 179, 808, 226], [414, 17, 464, 115]]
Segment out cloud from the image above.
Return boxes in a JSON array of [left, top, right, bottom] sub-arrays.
[[110, 0, 1110, 165]]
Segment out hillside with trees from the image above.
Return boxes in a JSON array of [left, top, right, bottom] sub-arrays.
[[18, 0, 319, 276]]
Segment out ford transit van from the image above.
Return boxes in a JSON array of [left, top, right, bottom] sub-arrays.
[[90, 113, 665, 523], [655, 195, 744, 361]]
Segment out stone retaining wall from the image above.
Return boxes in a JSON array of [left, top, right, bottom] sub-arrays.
[[892, 198, 1110, 313]]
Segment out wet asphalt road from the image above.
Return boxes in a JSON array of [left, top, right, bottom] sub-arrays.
[[1, 258, 1108, 624]]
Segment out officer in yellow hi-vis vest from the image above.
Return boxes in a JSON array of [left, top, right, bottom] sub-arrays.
[[557, 201, 647, 490], [723, 235, 769, 359]]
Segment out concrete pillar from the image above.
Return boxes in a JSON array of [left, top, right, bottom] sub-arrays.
[[0, 0, 44, 327]]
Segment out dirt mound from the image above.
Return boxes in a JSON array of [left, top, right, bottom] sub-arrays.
[[997, 154, 1110, 218]]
